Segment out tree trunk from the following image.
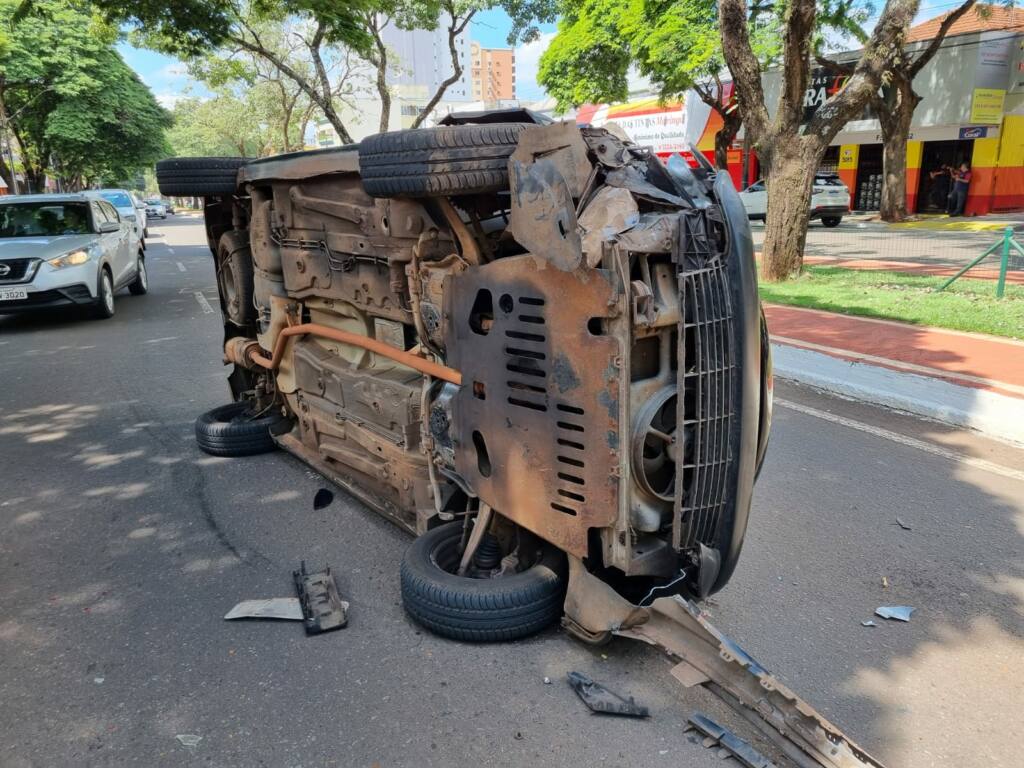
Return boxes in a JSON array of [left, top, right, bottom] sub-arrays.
[[713, 108, 742, 171], [878, 77, 920, 222], [410, 6, 475, 129], [761, 144, 818, 281], [369, 17, 391, 134]]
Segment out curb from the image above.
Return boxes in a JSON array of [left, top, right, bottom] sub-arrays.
[[772, 343, 1024, 447]]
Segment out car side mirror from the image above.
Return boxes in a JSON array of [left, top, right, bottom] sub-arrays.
[[99, 221, 121, 233]]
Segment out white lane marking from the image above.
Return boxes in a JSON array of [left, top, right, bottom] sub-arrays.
[[167, 248, 175, 255], [193, 292, 215, 314], [776, 398, 1024, 484], [176, 262, 187, 272], [145, 336, 179, 344]]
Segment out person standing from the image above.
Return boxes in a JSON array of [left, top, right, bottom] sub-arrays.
[[929, 165, 951, 210], [948, 162, 972, 216]]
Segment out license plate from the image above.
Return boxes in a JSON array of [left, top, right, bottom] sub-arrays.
[[0, 287, 28, 301]]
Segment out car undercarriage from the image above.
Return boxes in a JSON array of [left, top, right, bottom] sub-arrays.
[[155, 113, 897, 768]]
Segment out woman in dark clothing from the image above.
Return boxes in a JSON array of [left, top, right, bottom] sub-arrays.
[[929, 166, 951, 209], [948, 162, 972, 216]]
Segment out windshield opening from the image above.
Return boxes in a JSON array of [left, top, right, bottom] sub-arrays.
[[0, 202, 93, 238], [99, 191, 133, 208]]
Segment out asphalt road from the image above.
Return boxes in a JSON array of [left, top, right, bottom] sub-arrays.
[[2, 217, 1022, 768]]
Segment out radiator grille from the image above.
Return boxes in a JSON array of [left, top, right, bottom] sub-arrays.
[[0, 258, 39, 284], [676, 259, 736, 550]]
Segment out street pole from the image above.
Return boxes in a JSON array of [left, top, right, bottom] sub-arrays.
[[996, 226, 1011, 300]]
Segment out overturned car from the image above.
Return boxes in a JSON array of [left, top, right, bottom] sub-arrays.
[[157, 114, 772, 644]]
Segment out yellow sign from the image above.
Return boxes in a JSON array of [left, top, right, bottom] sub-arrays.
[[970, 88, 1006, 123], [838, 144, 859, 170]]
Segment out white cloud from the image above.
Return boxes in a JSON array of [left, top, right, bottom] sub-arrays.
[[514, 31, 555, 104]]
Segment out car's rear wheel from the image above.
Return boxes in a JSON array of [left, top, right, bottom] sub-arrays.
[[194, 402, 284, 457], [156, 157, 250, 197], [92, 268, 115, 319], [358, 123, 529, 198], [128, 255, 148, 296], [821, 216, 842, 228], [400, 521, 567, 642]]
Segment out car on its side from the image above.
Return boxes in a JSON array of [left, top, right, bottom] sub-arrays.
[[145, 198, 168, 219], [156, 115, 773, 645], [739, 173, 851, 227], [98, 189, 148, 245], [0, 193, 148, 318]]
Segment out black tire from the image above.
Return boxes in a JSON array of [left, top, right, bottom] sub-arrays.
[[156, 157, 250, 197], [358, 124, 529, 198], [401, 522, 566, 642], [194, 402, 283, 457], [128, 255, 148, 296], [217, 233, 256, 326], [821, 216, 842, 228], [92, 267, 115, 319]]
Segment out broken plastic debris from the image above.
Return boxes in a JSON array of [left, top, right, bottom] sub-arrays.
[[881, 576, 890, 588], [567, 671, 649, 718], [313, 488, 334, 510], [895, 517, 912, 530], [224, 598, 304, 621], [861, 620, 877, 627], [94, 677, 105, 684], [875, 606, 915, 622], [176, 735, 202, 748], [543, 676, 551, 684]]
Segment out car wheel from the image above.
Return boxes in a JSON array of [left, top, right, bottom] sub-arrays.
[[821, 216, 842, 228], [156, 157, 250, 197], [400, 521, 567, 642], [93, 268, 115, 319], [128, 255, 148, 296], [194, 401, 286, 457], [358, 123, 530, 198], [217, 232, 256, 326]]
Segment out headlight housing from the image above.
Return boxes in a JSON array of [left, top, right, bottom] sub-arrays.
[[47, 249, 92, 270]]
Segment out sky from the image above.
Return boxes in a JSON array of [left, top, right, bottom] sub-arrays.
[[119, 1, 960, 111], [119, 8, 556, 108]]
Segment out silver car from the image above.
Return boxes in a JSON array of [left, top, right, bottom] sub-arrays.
[[144, 198, 167, 219], [98, 189, 148, 245], [0, 193, 148, 319]]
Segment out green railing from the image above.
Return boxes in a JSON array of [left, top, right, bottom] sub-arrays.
[[938, 226, 1024, 299]]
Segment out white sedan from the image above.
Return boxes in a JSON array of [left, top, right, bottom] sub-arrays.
[[739, 173, 851, 227]]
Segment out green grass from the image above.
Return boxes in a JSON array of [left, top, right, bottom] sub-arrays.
[[758, 266, 1024, 339]]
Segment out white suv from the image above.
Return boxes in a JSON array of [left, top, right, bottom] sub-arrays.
[[739, 173, 851, 227], [0, 193, 147, 319]]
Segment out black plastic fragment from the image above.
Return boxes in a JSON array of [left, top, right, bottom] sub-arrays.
[[567, 671, 650, 718], [293, 561, 347, 635], [685, 712, 776, 768], [313, 488, 334, 510]]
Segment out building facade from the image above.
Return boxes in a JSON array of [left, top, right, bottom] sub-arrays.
[[381, 18, 473, 103], [470, 43, 516, 102]]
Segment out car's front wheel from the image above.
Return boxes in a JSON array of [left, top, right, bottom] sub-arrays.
[[128, 256, 148, 296], [821, 216, 842, 228], [400, 521, 567, 642], [92, 268, 115, 319]]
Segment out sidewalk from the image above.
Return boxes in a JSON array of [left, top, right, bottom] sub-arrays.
[[765, 304, 1024, 445]]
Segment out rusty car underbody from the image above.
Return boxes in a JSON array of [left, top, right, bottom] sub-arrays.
[[158, 114, 885, 767]]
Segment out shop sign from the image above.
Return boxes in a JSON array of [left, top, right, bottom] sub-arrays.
[[959, 126, 988, 139], [970, 88, 1006, 123]]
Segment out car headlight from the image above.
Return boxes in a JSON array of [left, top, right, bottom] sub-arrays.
[[47, 249, 92, 270], [812, 187, 825, 194]]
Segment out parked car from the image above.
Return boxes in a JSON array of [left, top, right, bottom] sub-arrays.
[[164, 200, 176, 215], [98, 189, 148, 245], [156, 117, 772, 644], [0, 193, 148, 318], [145, 198, 168, 219], [739, 173, 851, 227]]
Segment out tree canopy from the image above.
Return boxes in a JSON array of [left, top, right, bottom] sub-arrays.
[[0, 0, 171, 190]]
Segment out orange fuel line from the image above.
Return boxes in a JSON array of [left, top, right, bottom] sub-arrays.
[[243, 324, 462, 385]]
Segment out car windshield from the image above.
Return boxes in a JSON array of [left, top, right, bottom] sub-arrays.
[[99, 191, 133, 208], [0, 202, 92, 238], [145, 199, 162, 205], [815, 175, 845, 186]]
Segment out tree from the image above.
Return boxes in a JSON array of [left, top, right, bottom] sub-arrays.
[[0, 0, 170, 190], [168, 91, 288, 157], [108, 0, 374, 143], [538, 0, 783, 170], [719, 0, 920, 280]]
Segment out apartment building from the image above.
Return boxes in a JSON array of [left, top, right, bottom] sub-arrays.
[[470, 43, 516, 102]]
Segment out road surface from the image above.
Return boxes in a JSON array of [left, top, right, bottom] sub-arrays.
[[2, 217, 1022, 767]]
